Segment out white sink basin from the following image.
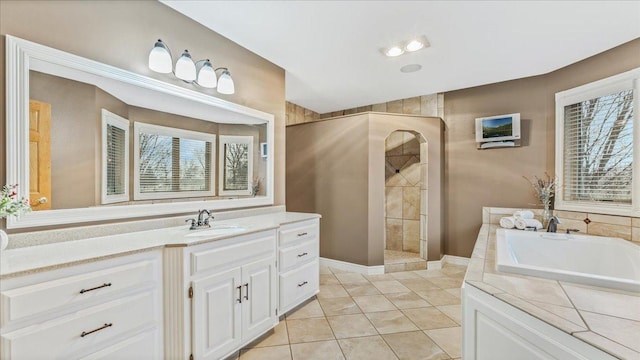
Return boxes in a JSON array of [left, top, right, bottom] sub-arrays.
[[185, 225, 246, 238]]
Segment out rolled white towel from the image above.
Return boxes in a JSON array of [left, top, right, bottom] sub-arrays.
[[515, 218, 543, 230], [499, 216, 516, 229], [514, 210, 534, 219]]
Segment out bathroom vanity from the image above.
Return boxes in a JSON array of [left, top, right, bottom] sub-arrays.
[[0, 211, 320, 360], [462, 222, 639, 360]]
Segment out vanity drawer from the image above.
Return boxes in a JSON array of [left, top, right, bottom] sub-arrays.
[[0, 291, 157, 359], [1, 259, 159, 324], [279, 260, 319, 313], [279, 220, 319, 247], [190, 230, 276, 276], [80, 328, 160, 360], [279, 239, 318, 272]]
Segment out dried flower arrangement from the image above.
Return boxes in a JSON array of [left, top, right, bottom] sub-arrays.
[[0, 184, 31, 219], [523, 173, 557, 209]]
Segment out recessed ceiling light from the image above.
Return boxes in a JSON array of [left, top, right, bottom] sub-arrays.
[[405, 39, 425, 52], [400, 64, 422, 73], [385, 46, 404, 57]]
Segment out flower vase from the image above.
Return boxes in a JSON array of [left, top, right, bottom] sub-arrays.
[[541, 205, 552, 229], [0, 229, 8, 251]]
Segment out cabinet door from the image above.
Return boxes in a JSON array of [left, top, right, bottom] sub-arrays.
[[241, 258, 277, 341], [192, 267, 242, 360]]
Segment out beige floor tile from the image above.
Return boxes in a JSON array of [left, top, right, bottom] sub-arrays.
[[327, 314, 378, 339], [247, 321, 289, 348], [335, 273, 370, 284], [402, 307, 458, 330], [365, 310, 419, 334], [338, 335, 398, 360], [286, 299, 325, 319], [382, 331, 449, 360], [353, 295, 397, 312], [415, 289, 461, 306], [286, 318, 335, 344], [413, 269, 447, 278], [436, 304, 462, 324], [445, 288, 461, 299], [320, 274, 341, 285], [343, 284, 381, 296], [239, 345, 292, 360], [320, 266, 332, 275], [319, 297, 362, 316], [385, 292, 431, 309], [291, 340, 345, 360], [365, 273, 397, 281], [427, 276, 464, 289], [329, 267, 352, 274], [425, 327, 462, 358], [372, 280, 411, 294], [390, 271, 421, 280], [398, 279, 439, 292], [318, 284, 349, 299]]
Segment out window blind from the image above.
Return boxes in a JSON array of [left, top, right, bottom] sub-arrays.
[[106, 124, 127, 196], [563, 89, 634, 204], [138, 133, 212, 194]]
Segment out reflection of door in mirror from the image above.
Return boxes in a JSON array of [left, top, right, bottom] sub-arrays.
[[29, 100, 52, 210]]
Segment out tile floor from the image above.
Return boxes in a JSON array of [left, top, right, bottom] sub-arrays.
[[229, 263, 467, 360], [383, 250, 427, 273]]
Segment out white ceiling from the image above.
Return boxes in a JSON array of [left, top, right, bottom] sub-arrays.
[[162, 1, 640, 114]]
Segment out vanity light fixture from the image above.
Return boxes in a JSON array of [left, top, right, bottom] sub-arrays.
[[148, 39, 235, 94], [382, 36, 430, 58]]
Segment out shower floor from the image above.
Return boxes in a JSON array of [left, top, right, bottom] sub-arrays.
[[384, 250, 427, 273]]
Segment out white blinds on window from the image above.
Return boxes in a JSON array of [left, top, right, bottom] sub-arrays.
[[106, 124, 127, 196], [563, 89, 634, 204]]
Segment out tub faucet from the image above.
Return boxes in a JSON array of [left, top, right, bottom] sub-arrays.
[[547, 216, 561, 233]]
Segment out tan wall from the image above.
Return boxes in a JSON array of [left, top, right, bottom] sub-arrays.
[[444, 38, 640, 257], [0, 1, 285, 228], [287, 113, 443, 266]]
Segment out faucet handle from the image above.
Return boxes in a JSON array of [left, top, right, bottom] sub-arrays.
[[565, 228, 580, 234], [203, 215, 214, 226], [185, 218, 197, 230]]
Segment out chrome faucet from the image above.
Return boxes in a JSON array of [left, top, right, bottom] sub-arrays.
[[185, 209, 214, 230], [546, 216, 561, 233]]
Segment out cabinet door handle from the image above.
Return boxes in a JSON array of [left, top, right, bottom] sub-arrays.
[[297, 232, 308, 237], [81, 323, 112, 338], [244, 283, 249, 300], [297, 252, 308, 258], [79, 283, 112, 294], [297, 281, 308, 287], [236, 285, 243, 303]]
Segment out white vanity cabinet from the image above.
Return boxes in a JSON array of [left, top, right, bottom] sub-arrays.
[[278, 219, 320, 314], [164, 229, 278, 360], [0, 250, 163, 360]]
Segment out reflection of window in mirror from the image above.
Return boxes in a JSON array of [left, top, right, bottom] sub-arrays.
[[219, 135, 254, 196], [133, 123, 216, 200], [101, 109, 130, 204]]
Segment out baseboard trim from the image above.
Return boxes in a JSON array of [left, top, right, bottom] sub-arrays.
[[319, 257, 385, 275], [442, 255, 470, 266], [428, 255, 470, 270]]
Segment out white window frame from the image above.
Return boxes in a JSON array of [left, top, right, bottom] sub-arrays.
[[555, 67, 640, 217], [219, 135, 254, 196], [101, 109, 130, 205], [133, 122, 216, 200]]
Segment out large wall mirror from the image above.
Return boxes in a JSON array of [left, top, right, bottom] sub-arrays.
[[5, 35, 274, 229]]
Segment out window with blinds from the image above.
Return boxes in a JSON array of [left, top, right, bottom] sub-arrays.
[[101, 109, 129, 204], [134, 123, 215, 200], [555, 68, 639, 216], [219, 135, 254, 196]]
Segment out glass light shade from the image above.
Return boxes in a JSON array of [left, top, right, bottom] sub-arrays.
[[385, 46, 404, 57], [196, 60, 217, 88], [175, 50, 196, 81], [405, 40, 424, 52], [217, 70, 235, 94], [148, 40, 172, 73]]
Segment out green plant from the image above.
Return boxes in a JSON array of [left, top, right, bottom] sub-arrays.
[[0, 184, 31, 219]]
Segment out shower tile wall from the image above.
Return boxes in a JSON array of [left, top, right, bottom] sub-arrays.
[[385, 131, 426, 253]]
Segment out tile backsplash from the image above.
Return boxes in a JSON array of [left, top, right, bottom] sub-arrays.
[[483, 207, 640, 244]]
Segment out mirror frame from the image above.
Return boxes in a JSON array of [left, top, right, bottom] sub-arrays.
[[5, 35, 275, 229]]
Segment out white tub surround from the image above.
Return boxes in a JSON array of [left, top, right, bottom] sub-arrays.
[[463, 224, 640, 360], [0, 211, 320, 360], [496, 229, 640, 292]]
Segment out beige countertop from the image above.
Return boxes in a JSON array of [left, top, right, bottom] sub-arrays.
[[0, 211, 320, 278], [465, 224, 640, 360]]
